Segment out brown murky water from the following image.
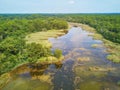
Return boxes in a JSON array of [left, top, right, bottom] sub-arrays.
[[2, 27, 120, 90]]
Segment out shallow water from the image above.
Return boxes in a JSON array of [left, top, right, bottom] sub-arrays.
[[2, 27, 120, 90]]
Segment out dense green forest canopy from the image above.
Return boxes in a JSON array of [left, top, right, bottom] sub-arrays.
[[0, 14, 68, 75]]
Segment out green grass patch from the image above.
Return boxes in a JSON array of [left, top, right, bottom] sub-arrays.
[[25, 29, 67, 45]]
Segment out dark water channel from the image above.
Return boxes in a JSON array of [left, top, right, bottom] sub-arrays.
[[2, 27, 120, 90]]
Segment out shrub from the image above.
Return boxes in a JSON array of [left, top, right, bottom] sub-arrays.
[[54, 49, 62, 58]]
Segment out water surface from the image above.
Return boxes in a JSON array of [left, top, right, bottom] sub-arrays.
[[2, 27, 120, 90]]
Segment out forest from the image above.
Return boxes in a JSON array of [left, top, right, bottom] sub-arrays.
[[0, 14, 68, 75]]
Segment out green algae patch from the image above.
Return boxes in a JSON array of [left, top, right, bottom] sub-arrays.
[[74, 66, 107, 78], [0, 73, 10, 89], [1, 61, 63, 90], [77, 57, 90, 62], [117, 81, 120, 86], [2, 78, 52, 90], [76, 81, 120, 90], [79, 81, 102, 90], [75, 66, 116, 77]]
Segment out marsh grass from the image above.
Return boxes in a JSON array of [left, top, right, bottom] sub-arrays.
[[77, 57, 90, 62], [2, 78, 52, 90], [70, 23, 120, 63], [0, 73, 10, 89], [25, 29, 68, 49], [37, 56, 64, 63], [91, 44, 99, 48], [25, 29, 67, 45], [25, 29, 66, 63], [74, 66, 107, 78]]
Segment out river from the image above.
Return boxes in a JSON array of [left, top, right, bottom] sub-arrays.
[[2, 27, 120, 90]]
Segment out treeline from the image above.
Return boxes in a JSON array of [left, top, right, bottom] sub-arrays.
[[0, 14, 68, 75], [56, 14, 120, 43]]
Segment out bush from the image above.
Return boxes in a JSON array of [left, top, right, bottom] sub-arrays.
[[26, 43, 51, 59], [54, 49, 62, 58]]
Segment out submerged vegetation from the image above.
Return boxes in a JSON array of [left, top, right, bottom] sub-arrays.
[[63, 15, 120, 63], [78, 23, 120, 63]]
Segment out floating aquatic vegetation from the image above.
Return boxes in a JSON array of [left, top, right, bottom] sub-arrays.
[[77, 57, 90, 62]]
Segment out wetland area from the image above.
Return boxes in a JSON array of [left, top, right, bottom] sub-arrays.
[[1, 26, 120, 90]]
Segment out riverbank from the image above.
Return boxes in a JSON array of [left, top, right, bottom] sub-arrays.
[[25, 29, 68, 45], [0, 29, 68, 89], [25, 29, 68, 62], [69, 22, 120, 63]]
